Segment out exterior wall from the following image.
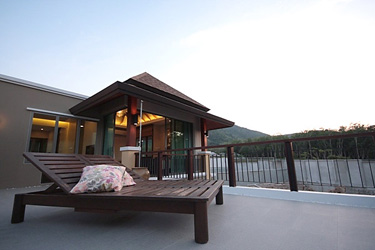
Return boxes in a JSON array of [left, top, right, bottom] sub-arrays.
[[0, 80, 85, 188]]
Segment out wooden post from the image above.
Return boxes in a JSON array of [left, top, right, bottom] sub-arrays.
[[125, 95, 138, 146], [194, 202, 208, 244], [200, 118, 207, 151], [285, 141, 298, 192], [216, 186, 223, 205], [187, 149, 194, 180], [157, 151, 163, 181], [11, 194, 25, 223], [227, 146, 236, 187]]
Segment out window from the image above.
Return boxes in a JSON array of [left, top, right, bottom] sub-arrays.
[[29, 113, 56, 153], [139, 136, 153, 152], [56, 117, 77, 154], [167, 119, 193, 150], [28, 111, 97, 154], [103, 113, 114, 156], [78, 120, 97, 154], [27, 110, 98, 183], [166, 118, 193, 174]]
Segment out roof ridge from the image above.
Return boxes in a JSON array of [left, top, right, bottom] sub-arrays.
[[129, 72, 209, 111]]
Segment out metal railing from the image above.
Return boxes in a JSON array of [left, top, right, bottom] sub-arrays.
[[137, 132, 375, 194]]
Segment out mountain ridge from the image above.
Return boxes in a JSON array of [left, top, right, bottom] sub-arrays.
[[208, 125, 269, 146]]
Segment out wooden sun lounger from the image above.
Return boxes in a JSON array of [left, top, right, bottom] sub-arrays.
[[12, 153, 224, 244]]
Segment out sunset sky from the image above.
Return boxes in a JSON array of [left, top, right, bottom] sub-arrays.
[[1, 0, 374, 135]]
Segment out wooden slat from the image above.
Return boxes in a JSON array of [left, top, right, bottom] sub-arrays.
[[188, 187, 210, 198], [53, 169, 83, 174], [58, 173, 83, 179], [44, 161, 84, 166], [23, 153, 223, 202], [60, 177, 81, 184], [24, 152, 144, 193], [23, 152, 87, 194], [48, 165, 85, 170], [198, 180, 224, 199]]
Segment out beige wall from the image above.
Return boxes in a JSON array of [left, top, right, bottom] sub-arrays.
[[0, 80, 84, 188]]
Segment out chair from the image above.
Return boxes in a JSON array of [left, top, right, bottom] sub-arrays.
[[11, 152, 224, 244]]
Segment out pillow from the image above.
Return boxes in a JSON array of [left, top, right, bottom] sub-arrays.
[[70, 165, 126, 194], [123, 170, 136, 187]]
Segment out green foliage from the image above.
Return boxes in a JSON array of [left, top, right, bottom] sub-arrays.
[[209, 123, 375, 159], [292, 124, 375, 159], [207, 125, 268, 146]]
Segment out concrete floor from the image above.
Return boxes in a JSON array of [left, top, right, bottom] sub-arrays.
[[1, 185, 375, 250]]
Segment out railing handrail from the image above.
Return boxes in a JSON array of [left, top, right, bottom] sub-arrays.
[[138, 131, 375, 193], [142, 131, 375, 155]]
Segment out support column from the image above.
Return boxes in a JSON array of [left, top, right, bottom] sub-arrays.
[[200, 118, 207, 151], [197, 151, 212, 180], [120, 146, 140, 170], [126, 95, 138, 146]]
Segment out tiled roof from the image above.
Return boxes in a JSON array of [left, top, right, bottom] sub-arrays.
[[70, 72, 233, 130], [129, 72, 209, 111]]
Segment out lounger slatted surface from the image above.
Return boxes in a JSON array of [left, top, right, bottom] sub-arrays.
[[12, 152, 224, 244]]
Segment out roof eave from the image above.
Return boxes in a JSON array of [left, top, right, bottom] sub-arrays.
[[69, 78, 234, 130], [69, 81, 123, 115], [126, 78, 210, 112]]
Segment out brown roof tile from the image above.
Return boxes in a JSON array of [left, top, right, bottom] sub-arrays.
[[129, 72, 209, 111]]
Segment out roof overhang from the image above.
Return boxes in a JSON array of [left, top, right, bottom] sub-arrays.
[[70, 78, 234, 130]]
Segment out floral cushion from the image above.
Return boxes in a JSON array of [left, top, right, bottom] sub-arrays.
[[70, 165, 126, 194], [123, 170, 136, 187]]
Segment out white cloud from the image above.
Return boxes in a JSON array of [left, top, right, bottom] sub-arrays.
[[163, 0, 375, 135]]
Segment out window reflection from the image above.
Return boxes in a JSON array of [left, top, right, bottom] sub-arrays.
[[56, 117, 77, 154], [78, 120, 97, 154], [28, 113, 97, 155], [29, 114, 56, 153]]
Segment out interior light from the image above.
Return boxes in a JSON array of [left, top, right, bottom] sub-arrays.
[[41, 128, 44, 131], [80, 125, 84, 128]]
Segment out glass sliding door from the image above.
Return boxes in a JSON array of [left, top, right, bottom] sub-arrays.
[[167, 119, 193, 174], [56, 117, 77, 154], [78, 120, 97, 154], [168, 119, 192, 150], [27, 111, 98, 182], [103, 113, 115, 156], [28, 112, 97, 154], [29, 114, 56, 153]]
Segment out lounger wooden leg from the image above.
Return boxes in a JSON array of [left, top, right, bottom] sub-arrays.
[[216, 186, 223, 205], [11, 194, 26, 223], [194, 202, 208, 244]]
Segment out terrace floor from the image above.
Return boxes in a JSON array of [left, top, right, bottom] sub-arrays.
[[1, 185, 375, 250]]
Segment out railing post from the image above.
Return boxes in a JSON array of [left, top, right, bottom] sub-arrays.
[[227, 146, 236, 187], [134, 153, 139, 167], [157, 151, 163, 181], [284, 141, 298, 192], [187, 150, 194, 180]]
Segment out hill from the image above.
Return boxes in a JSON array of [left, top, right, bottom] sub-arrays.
[[207, 125, 269, 146]]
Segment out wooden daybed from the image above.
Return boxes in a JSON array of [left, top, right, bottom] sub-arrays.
[[11, 153, 224, 244]]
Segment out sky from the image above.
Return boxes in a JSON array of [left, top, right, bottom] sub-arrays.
[[1, 0, 374, 135]]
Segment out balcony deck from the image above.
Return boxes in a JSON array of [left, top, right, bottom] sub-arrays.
[[1, 185, 374, 250]]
